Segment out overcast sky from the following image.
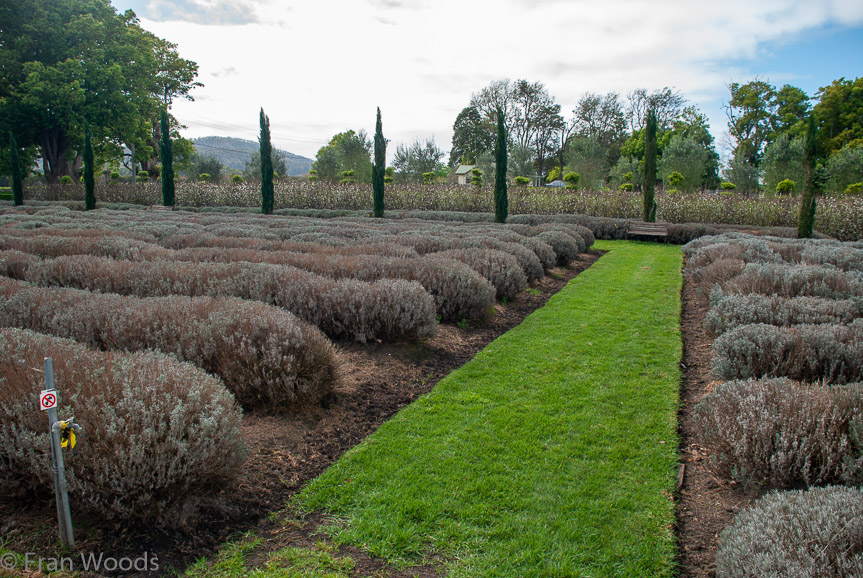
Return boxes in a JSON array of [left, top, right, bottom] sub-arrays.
[[110, 0, 863, 164]]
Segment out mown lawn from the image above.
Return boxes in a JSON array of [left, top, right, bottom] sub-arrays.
[[292, 240, 683, 577]]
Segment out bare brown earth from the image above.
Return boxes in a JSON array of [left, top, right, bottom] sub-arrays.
[[0, 253, 600, 577], [675, 269, 761, 577]]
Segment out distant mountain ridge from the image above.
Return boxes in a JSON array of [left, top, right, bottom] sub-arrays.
[[192, 136, 313, 176]]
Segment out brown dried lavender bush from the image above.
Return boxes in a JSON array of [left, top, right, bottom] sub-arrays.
[[20, 255, 436, 343], [704, 293, 863, 336], [715, 486, 863, 577], [693, 378, 863, 487], [0, 278, 338, 409], [0, 250, 39, 279], [712, 322, 863, 384], [0, 233, 169, 260], [0, 328, 245, 524], [428, 248, 527, 300]]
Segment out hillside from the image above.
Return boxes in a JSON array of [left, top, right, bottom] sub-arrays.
[[192, 136, 313, 176]]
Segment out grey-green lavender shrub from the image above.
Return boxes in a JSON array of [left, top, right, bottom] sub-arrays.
[[0, 278, 338, 409], [712, 321, 863, 384], [0, 328, 245, 524], [704, 293, 863, 336], [693, 378, 863, 486], [726, 262, 863, 299], [21, 255, 437, 343], [429, 248, 527, 300], [715, 486, 863, 577], [535, 230, 582, 266], [454, 236, 545, 281]]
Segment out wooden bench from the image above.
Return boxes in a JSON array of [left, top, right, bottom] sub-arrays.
[[627, 221, 669, 242]]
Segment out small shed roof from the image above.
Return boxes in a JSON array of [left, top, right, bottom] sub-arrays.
[[454, 164, 476, 175]]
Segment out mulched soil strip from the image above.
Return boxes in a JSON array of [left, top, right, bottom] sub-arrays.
[[0, 252, 600, 577], [675, 270, 762, 577]]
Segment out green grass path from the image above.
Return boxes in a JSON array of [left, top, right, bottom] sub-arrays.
[[294, 241, 683, 577]]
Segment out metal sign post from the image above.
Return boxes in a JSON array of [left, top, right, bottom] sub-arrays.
[[43, 357, 75, 549]]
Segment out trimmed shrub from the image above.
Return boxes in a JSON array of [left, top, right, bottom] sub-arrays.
[[231, 174, 244, 184], [0, 278, 339, 409], [693, 378, 863, 486], [429, 248, 527, 300], [726, 262, 863, 299], [536, 230, 581, 266], [712, 322, 863, 384], [720, 181, 736, 191], [619, 182, 634, 192], [705, 293, 863, 336], [0, 328, 245, 523], [845, 182, 862, 195], [776, 178, 796, 196], [715, 486, 863, 577], [59, 175, 73, 185], [514, 176, 530, 187], [22, 255, 437, 343], [562, 172, 580, 189], [198, 173, 211, 183]]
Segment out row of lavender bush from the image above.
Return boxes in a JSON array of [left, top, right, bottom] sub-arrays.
[[683, 233, 863, 576], [18, 180, 863, 240]]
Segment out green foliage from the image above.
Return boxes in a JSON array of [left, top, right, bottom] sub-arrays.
[[812, 76, 863, 156], [449, 105, 493, 167], [494, 108, 508, 223], [824, 143, 863, 195], [471, 167, 483, 188], [546, 167, 561, 183], [192, 155, 223, 183], [160, 108, 175, 206], [136, 170, 149, 183], [845, 182, 862, 195], [60, 175, 73, 185], [392, 138, 445, 183], [619, 182, 634, 192], [721, 181, 737, 190], [110, 170, 120, 180], [83, 121, 95, 210], [307, 169, 318, 182], [566, 136, 608, 191], [563, 171, 580, 189], [422, 171, 435, 184], [776, 178, 796, 196], [339, 169, 356, 185], [242, 149, 289, 182], [259, 108, 274, 215], [666, 171, 684, 188], [643, 109, 658, 222], [514, 176, 530, 187], [372, 107, 386, 218], [231, 174, 244, 184], [313, 130, 372, 183], [762, 133, 806, 195], [198, 172, 211, 183]]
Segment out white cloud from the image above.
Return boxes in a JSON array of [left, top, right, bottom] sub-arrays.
[[125, 0, 863, 161]]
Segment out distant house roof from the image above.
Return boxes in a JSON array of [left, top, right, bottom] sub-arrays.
[[454, 164, 476, 175]]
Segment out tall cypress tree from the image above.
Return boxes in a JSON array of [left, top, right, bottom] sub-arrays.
[[9, 132, 23, 206], [372, 107, 386, 218], [798, 114, 818, 238], [83, 122, 96, 211], [160, 108, 175, 206], [642, 109, 658, 222], [494, 108, 508, 223], [259, 108, 274, 215]]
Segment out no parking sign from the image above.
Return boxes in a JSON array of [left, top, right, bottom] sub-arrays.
[[40, 389, 57, 411]]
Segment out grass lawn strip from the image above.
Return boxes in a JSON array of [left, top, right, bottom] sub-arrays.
[[292, 240, 683, 577]]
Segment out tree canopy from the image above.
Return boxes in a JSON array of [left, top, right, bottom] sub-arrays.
[[0, 0, 200, 183]]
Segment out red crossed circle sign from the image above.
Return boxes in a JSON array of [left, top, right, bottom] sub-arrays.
[[39, 390, 57, 411]]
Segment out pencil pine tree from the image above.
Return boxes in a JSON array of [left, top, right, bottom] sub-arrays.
[[494, 108, 508, 223], [259, 108, 274, 215], [160, 108, 175, 206], [642, 109, 658, 222], [9, 132, 23, 206], [798, 114, 818, 238], [373, 107, 386, 218], [83, 122, 96, 210]]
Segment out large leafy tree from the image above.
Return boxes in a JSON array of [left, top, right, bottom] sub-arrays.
[[449, 106, 493, 167], [313, 130, 372, 182], [626, 87, 686, 132], [726, 80, 778, 167], [392, 138, 445, 182], [761, 133, 806, 195], [0, 0, 200, 183], [812, 77, 863, 156]]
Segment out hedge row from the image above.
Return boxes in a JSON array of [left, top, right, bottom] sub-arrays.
[[13, 253, 437, 343], [726, 262, 863, 299], [715, 486, 863, 577], [428, 248, 527, 300], [0, 278, 338, 409], [712, 322, 863, 384], [0, 328, 245, 523], [693, 378, 863, 487], [704, 292, 863, 336]]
